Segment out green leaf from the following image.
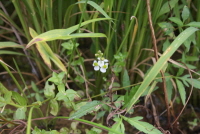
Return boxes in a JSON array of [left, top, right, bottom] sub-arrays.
[[158, 22, 174, 37], [31, 81, 39, 92], [76, 1, 111, 19], [0, 42, 24, 49], [109, 117, 125, 134], [121, 116, 162, 134], [30, 28, 68, 73], [158, 0, 179, 17], [124, 27, 198, 112], [186, 22, 200, 28], [0, 82, 10, 94], [50, 99, 59, 116], [176, 79, 186, 105], [169, 17, 183, 26], [12, 91, 27, 106], [181, 6, 190, 23], [162, 39, 170, 52], [0, 50, 24, 55], [69, 100, 102, 120], [122, 69, 130, 90], [56, 89, 78, 102], [44, 82, 55, 99], [0, 97, 6, 107], [26, 18, 110, 48], [181, 75, 200, 89], [61, 41, 79, 50], [13, 107, 27, 120], [185, 56, 199, 61], [75, 75, 85, 83], [48, 72, 65, 85]]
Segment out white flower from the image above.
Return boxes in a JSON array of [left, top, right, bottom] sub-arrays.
[[93, 60, 100, 71], [97, 58, 108, 66], [100, 63, 108, 73]]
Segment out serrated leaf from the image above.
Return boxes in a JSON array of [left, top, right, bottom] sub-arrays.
[[12, 91, 27, 106], [122, 69, 130, 90], [169, 17, 183, 26], [50, 99, 59, 116], [181, 75, 200, 89], [176, 79, 186, 105], [69, 101, 102, 120], [122, 116, 162, 134], [182, 6, 190, 23], [158, 0, 178, 17], [186, 22, 200, 28], [13, 107, 27, 120]]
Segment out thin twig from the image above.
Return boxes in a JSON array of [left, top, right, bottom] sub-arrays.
[[171, 62, 194, 126], [146, 0, 170, 128]]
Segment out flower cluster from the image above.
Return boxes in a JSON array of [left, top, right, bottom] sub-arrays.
[[93, 50, 109, 73]]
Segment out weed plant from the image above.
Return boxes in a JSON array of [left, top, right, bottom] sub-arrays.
[[0, 0, 200, 133]]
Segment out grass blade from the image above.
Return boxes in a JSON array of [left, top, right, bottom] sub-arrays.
[[125, 27, 198, 112]]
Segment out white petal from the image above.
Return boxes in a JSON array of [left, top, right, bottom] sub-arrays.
[[104, 59, 108, 62], [100, 68, 106, 73], [94, 66, 99, 71], [98, 61, 104, 66]]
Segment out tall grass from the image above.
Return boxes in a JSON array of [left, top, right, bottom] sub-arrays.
[[1, 0, 200, 133]]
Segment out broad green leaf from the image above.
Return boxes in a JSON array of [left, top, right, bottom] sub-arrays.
[[176, 79, 186, 105], [181, 6, 190, 23], [69, 101, 102, 120], [0, 42, 24, 49], [169, 17, 183, 26], [158, 0, 179, 17], [13, 107, 27, 120], [124, 27, 198, 112], [186, 22, 200, 28], [26, 18, 110, 48], [122, 69, 130, 90], [12, 91, 27, 106], [50, 99, 59, 116], [122, 116, 162, 134]]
